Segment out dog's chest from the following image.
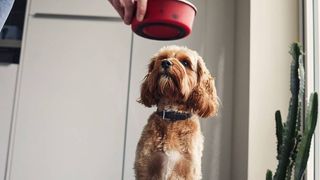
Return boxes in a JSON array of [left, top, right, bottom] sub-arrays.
[[153, 120, 198, 153]]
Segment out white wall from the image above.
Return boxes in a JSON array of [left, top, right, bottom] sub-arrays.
[[248, 0, 299, 179], [200, 0, 235, 179], [231, 0, 250, 178], [232, 0, 300, 179]]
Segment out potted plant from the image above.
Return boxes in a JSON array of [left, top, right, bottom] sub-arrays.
[[266, 43, 318, 180]]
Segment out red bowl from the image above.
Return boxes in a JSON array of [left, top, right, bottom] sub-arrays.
[[131, 0, 197, 41]]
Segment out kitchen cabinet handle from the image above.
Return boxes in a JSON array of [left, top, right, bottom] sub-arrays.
[[33, 13, 122, 22], [0, 42, 21, 64]]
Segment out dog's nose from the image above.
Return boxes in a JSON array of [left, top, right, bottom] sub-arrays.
[[161, 60, 172, 69]]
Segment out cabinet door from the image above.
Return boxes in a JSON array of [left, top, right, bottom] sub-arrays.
[[9, 16, 131, 180], [0, 64, 18, 180], [29, 0, 118, 17]]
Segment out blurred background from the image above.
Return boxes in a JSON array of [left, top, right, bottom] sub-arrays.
[[1, 0, 317, 180]]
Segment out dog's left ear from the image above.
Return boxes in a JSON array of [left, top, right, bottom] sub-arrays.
[[187, 57, 218, 118]]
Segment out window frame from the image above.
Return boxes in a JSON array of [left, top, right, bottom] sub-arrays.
[[305, 0, 319, 180]]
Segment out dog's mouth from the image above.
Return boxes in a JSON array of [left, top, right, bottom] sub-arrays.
[[158, 72, 180, 88], [159, 72, 176, 82], [160, 72, 171, 78]]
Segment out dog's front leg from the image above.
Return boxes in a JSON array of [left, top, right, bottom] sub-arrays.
[[135, 151, 167, 180]]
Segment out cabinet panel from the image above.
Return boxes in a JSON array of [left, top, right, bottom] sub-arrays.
[[30, 0, 118, 17], [9, 17, 131, 180], [0, 64, 18, 180]]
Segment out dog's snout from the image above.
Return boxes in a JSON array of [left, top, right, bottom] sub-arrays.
[[161, 60, 172, 69]]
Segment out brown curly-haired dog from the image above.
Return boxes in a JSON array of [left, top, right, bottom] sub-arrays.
[[134, 45, 218, 180]]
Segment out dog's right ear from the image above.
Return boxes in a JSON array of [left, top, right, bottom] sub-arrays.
[[138, 59, 157, 107]]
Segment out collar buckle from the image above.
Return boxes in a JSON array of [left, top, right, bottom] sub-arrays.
[[162, 110, 166, 119]]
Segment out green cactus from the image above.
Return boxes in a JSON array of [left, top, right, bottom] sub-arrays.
[[294, 93, 318, 180], [275, 111, 283, 157], [265, 43, 318, 180], [266, 170, 273, 180], [273, 43, 301, 180]]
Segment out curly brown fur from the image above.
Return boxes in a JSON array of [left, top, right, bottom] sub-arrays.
[[134, 46, 218, 180]]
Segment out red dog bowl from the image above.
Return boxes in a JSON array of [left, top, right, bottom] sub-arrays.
[[131, 0, 197, 41]]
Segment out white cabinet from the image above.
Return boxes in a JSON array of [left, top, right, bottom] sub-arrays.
[[29, 0, 118, 17], [8, 16, 131, 180], [0, 64, 18, 180]]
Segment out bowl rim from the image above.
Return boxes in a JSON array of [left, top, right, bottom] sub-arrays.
[[133, 21, 189, 40]]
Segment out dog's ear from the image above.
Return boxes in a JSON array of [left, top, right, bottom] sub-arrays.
[[187, 57, 218, 118], [138, 58, 157, 107]]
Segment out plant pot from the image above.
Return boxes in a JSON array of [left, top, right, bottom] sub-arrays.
[[131, 0, 197, 41]]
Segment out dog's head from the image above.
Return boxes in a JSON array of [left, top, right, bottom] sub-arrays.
[[139, 45, 218, 118]]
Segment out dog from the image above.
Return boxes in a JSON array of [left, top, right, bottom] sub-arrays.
[[134, 45, 218, 180]]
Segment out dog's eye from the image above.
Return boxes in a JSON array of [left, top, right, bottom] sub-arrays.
[[181, 60, 189, 67]]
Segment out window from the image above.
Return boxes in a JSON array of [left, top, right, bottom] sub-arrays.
[[305, 0, 319, 179]]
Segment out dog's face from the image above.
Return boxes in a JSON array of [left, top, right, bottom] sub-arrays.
[[139, 45, 218, 118]]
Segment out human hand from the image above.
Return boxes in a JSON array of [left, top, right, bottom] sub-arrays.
[[108, 0, 148, 25]]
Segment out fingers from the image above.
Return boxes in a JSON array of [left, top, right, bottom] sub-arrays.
[[109, 0, 124, 19], [115, 0, 125, 19], [109, 0, 147, 25], [136, 0, 147, 21], [122, 0, 135, 25]]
